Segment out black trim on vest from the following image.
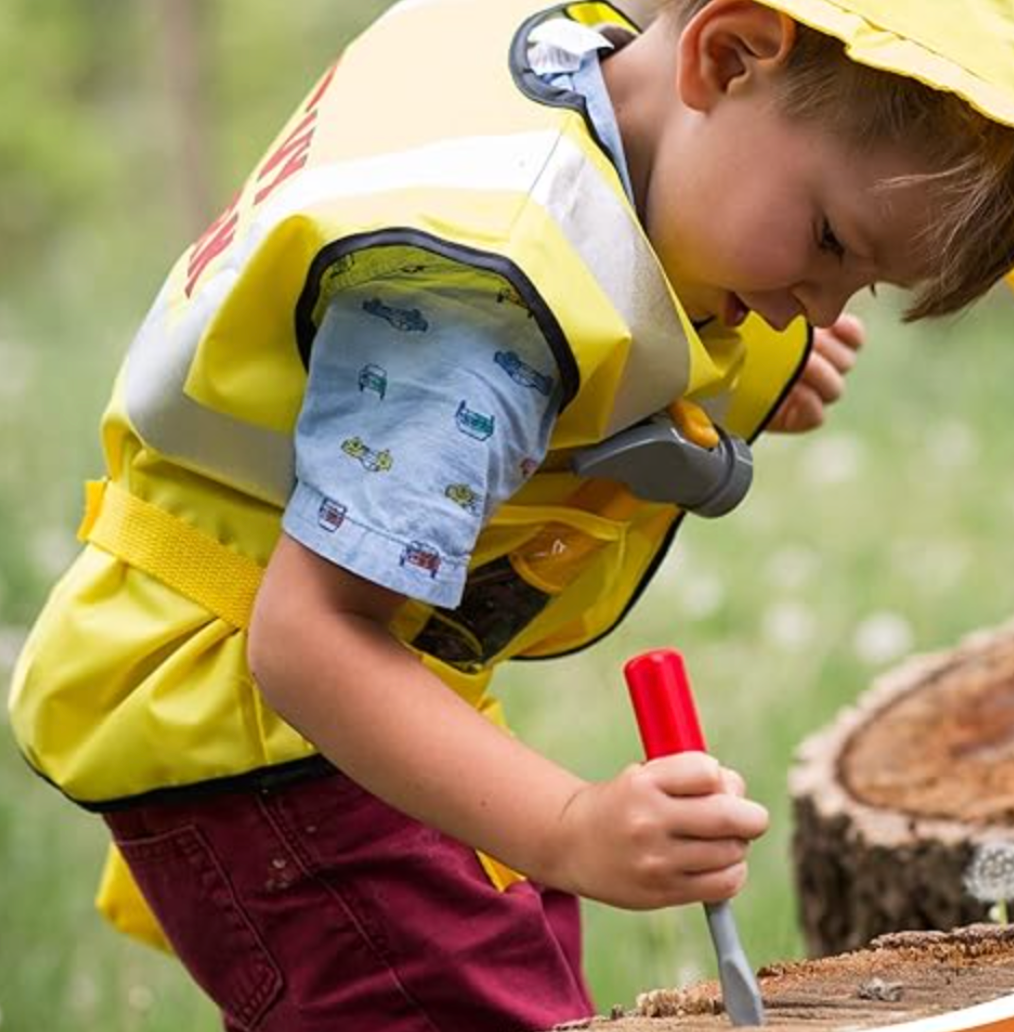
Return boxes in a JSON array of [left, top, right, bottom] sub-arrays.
[[23, 750, 341, 813], [294, 229, 580, 411], [515, 322, 816, 661], [509, 3, 632, 181]]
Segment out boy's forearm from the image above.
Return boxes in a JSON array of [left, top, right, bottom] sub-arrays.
[[248, 541, 586, 888]]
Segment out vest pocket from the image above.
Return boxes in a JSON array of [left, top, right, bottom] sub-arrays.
[[407, 501, 632, 670], [110, 824, 283, 1028]]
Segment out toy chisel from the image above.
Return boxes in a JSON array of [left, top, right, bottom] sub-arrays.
[[624, 649, 766, 1027]]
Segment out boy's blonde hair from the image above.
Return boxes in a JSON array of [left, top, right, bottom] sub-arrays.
[[663, 0, 1014, 321]]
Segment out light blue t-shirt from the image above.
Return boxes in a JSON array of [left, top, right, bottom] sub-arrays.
[[283, 41, 632, 608]]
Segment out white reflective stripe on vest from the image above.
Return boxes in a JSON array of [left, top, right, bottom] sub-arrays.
[[124, 130, 691, 502], [528, 137, 690, 435], [124, 272, 296, 506]]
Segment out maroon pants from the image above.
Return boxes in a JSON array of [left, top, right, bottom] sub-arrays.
[[104, 769, 594, 1032]]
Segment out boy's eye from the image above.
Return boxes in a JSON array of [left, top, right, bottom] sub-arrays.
[[818, 219, 845, 261]]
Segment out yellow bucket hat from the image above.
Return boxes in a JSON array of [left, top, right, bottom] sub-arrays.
[[756, 0, 1014, 127]]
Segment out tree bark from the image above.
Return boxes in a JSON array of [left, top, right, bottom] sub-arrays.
[[155, 0, 213, 236], [790, 623, 1014, 958]]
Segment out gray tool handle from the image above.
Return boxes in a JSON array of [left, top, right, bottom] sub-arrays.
[[704, 902, 766, 1026], [571, 414, 753, 517]]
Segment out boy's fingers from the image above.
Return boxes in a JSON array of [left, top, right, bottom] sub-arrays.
[[777, 386, 824, 432], [808, 330, 858, 375], [667, 793, 770, 841], [642, 752, 723, 796], [671, 836, 750, 874], [801, 351, 847, 402], [813, 333, 860, 374], [826, 312, 866, 349], [677, 862, 750, 904]]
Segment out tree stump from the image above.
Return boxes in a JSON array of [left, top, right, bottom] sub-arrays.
[[542, 925, 1014, 1031], [790, 624, 1014, 958]]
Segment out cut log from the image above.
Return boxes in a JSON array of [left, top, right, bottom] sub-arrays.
[[543, 924, 1014, 1031], [790, 624, 1014, 958]]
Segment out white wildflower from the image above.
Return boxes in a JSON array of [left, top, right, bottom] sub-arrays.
[[926, 420, 976, 470], [892, 539, 969, 594], [762, 602, 816, 652], [765, 546, 819, 591], [853, 612, 913, 666], [964, 842, 1014, 906], [678, 573, 725, 620], [69, 972, 98, 1014], [127, 984, 154, 1012], [800, 434, 863, 487]]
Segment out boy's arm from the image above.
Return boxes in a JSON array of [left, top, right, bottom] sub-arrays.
[[248, 533, 769, 911]]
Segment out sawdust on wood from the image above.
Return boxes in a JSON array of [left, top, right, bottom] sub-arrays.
[[545, 925, 1014, 1032]]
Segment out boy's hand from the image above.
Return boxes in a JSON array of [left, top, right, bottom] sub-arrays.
[[553, 753, 768, 910], [768, 313, 865, 433]]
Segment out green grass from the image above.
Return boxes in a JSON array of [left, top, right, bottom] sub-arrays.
[[6, 284, 1014, 1027], [6, 5, 1014, 1024]]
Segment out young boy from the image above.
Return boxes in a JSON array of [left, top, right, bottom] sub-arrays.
[[10, 0, 1014, 1029]]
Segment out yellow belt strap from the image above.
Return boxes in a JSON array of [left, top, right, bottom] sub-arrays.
[[77, 479, 264, 630], [75, 479, 527, 897]]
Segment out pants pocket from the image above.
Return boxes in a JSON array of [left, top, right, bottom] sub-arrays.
[[114, 823, 283, 1030]]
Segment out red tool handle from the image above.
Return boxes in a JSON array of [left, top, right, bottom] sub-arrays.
[[624, 648, 707, 759]]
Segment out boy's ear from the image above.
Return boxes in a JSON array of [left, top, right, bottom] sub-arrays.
[[677, 0, 796, 111]]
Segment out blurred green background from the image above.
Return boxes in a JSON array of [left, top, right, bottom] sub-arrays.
[[3, 2, 1014, 1029]]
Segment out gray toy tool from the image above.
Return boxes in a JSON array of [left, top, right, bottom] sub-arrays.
[[571, 411, 753, 517], [705, 901, 766, 1026]]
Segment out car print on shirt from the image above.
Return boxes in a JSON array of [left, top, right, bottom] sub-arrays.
[[317, 498, 348, 532], [455, 401, 495, 442], [445, 483, 483, 517], [362, 297, 429, 332], [341, 436, 393, 473], [399, 540, 442, 579], [357, 363, 388, 400], [493, 350, 554, 396]]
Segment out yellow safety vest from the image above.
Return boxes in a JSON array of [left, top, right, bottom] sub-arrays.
[[9, 0, 808, 947]]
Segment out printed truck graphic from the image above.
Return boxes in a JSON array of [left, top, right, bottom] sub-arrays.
[[357, 363, 388, 399], [399, 540, 442, 578], [362, 297, 429, 332], [317, 499, 347, 532], [494, 350, 554, 396], [341, 436, 393, 473], [455, 401, 495, 441]]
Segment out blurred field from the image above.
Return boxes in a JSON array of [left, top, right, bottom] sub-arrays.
[[4, 3, 1014, 1029]]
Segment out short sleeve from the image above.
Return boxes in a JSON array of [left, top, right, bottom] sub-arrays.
[[282, 268, 563, 608]]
